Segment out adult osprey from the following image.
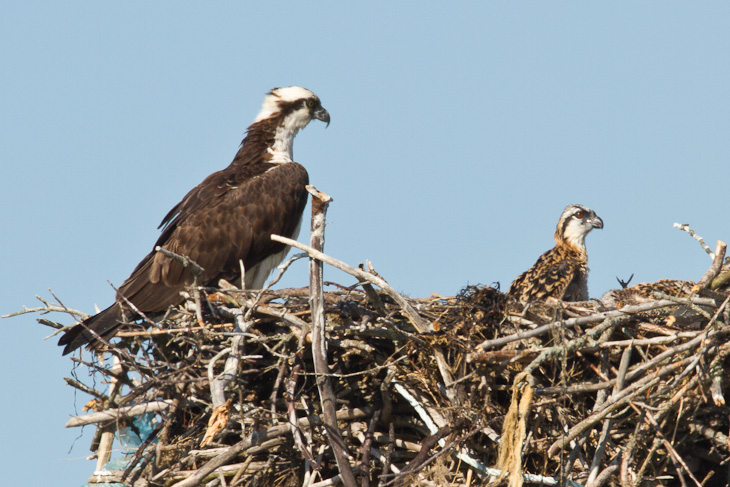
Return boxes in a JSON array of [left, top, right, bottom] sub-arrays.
[[59, 86, 330, 355], [508, 204, 603, 302]]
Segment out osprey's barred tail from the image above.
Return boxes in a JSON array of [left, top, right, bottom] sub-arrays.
[[58, 303, 125, 355]]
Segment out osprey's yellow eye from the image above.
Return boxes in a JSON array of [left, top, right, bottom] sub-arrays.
[[307, 100, 315, 108]]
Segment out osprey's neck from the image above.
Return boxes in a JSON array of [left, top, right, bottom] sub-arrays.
[[236, 111, 312, 165], [234, 119, 301, 166], [267, 117, 305, 163], [555, 232, 588, 259]]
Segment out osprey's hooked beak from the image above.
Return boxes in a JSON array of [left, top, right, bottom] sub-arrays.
[[314, 106, 330, 127], [588, 215, 604, 230]]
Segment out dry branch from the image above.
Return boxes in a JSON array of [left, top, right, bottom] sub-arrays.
[[307, 185, 358, 487], [65, 400, 174, 428]]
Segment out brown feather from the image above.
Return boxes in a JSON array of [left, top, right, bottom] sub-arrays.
[[508, 243, 589, 301]]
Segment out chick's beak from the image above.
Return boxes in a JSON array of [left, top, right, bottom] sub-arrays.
[[314, 106, 330, 127], [590, 216, 604, 230]]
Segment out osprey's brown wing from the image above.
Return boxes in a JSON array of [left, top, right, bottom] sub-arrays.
[[122, 162, 309, 309], [507, 247, 583, 302], [59, 162, 308, 354]]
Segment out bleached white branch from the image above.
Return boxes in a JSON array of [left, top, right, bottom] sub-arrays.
[[65, 400, 174, 428], [673, 223, 714, 259], [305, 185, 358, 487]]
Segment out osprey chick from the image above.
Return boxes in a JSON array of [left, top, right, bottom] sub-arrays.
[[508, 204, 603, 302], [600, 279, 694, 308], [59, 86, 330, 354]]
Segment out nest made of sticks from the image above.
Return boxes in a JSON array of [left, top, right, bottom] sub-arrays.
[[12, 212, 729, 487], [28, 246, 730, 487]]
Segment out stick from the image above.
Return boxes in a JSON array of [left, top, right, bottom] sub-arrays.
[[698, 241, 727, 288], [65, 400, 175, 428], [673, 223, 715, 258], [307, 186, 358, 487]]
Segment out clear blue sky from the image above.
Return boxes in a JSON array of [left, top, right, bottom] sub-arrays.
[[2, 3, 728, 485]]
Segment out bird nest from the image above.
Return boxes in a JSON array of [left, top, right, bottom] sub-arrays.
[[25, 237, 730, 487]]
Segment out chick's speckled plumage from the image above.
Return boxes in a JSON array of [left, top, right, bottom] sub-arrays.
[[508, 204, 603, 302], [600, 279, 694, 308]]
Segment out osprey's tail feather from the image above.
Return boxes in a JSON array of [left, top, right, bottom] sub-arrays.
[[58, 303, 125, 355]]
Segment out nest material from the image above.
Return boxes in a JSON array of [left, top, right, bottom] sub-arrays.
[[57, 276, 730, 487]]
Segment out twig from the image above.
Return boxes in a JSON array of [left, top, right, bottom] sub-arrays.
[[688, 422, 730, 451], [359, 262, 388, 316], [221, 301, 310, 333], [522, 316, 629, 378], [2, 302, 88, 320], [116, 322, 234, 337], [711, 266, 730, 290], [64, 377, 108, 401], [376, 423, 396, 487], [548, 377, 657, 457], [155, 246, 205, 277], [673, 223, 715, 258]]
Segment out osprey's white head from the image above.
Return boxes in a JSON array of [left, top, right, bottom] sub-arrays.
[[555, 204, 604, 251], [252, 86, 329, 163]]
